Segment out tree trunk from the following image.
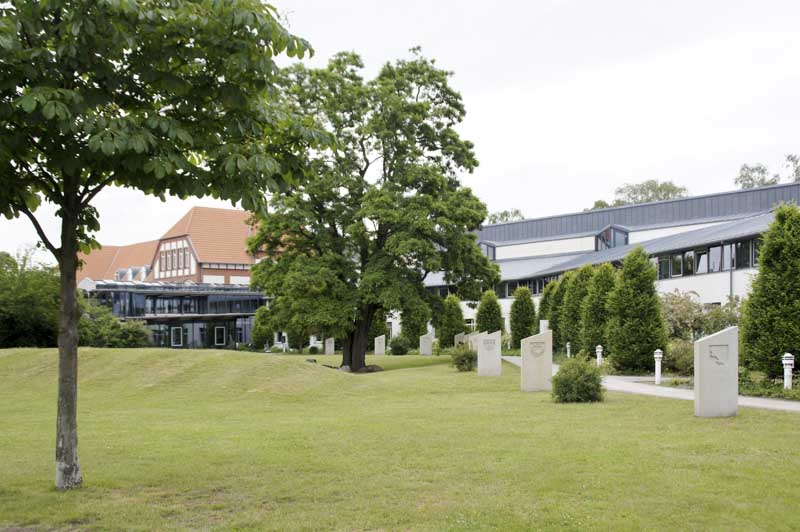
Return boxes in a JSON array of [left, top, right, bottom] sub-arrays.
[[55, 214, 82, 490], [342, 305, 374, 371]]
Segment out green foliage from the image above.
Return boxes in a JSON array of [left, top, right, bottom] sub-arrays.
[[368, 310, 388, 347], [308, 346, 319, 355], [660, 290, 705, 340], [449, 345, 477, 372], [486, 209, 524, 224], [588, 180, 687, 210], [251, 307, 273, 350], [389, 336, 410, 356], [702, 297, 740, 336], [560, 265, 593, 350], [739, 369, 800, 401], [551, 358, 603, 403], [0, 251, 60, 347], [549, 271, 573, 351], [664, 338, 693, 376], [400, 299, 431, 345], [287, 328, 307, 351], [270, 345, 284, 353], [476, 289, 503, 334], [580, 263, 616, 352], [248, 50, 498, 370], [605, 247, 667, 372], [735, 163, 779, 189], [741, 204, 800, 378], [78, 301, 150, 348], [510, 286, 536, 348], [438, 294, 465, 348], [538, 279, 558, 322]]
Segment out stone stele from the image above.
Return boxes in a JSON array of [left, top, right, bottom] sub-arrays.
[[521, 329, 552, 392], [420, 333, 433, 356], [468, 331, 486, 352], [454, 332, 466, 346], [324, 337, 335, 355], [374, 334, 386, 356], [694, 326, 738, 418], [478, 330, 502, 377]]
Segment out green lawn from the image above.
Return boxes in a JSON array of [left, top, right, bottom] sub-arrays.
[[1, 348, 799, 530]]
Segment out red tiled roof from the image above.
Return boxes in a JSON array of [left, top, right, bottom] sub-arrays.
[[77, 240, 159, 282], [161, 206, 257, 264]]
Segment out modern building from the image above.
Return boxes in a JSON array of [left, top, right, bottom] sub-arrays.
[[78, 206, 267, 347], [424, 182, 800, 332]]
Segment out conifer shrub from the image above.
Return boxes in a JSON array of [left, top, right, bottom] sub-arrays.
[[510, 286, 537, 348], [538, 279, 558, 322], [580, 263, 616, 352], [741, 204, 800, 379], [561, 264, 594, 351], [476, 289, 504, 334], [550, 271, 573, 351], [438, 294, 465, 347], [551, 358, 603, 403]]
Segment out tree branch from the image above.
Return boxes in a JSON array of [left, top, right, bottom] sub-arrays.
[[80, 174, 115, 206], [17, 200, 60, 260]]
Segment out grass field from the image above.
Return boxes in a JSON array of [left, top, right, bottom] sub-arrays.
[[1, 348, 799, 530]]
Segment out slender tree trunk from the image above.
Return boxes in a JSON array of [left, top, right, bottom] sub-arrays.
[[55, 211, 82, 489], [341, 305, 374, 371]]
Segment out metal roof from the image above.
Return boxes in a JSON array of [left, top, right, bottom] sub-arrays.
[[533, 211, 774, 277], [423, 253, 580, 287], [478, 183, 799, 243]]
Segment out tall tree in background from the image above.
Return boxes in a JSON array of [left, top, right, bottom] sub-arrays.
[[605, 248, 666, 372], [580, 263, 616, 352], [486, 208, 524, 224], [476, 289, 504, 333], [588, 179, 687, 210], [741, 204, 800, 378], [0, 1, 322, 489], [549, 271, 573, 351], [538, 279, 558, 323], [249, 51, 498, 371], [734, 155, 799, 189], [509, 286, 536, 348], [0, 250, 60, 347], [400, 297, 431, 345], [560, 264, 594, 351], [438, 294, 465, 348]]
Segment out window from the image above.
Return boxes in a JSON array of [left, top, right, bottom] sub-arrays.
[[683, 251, 694, 276], [171, 326, 183, 347], [178, 247, 184, 269], [709, 246, 723, 272], [160, 251, 165, 272], [214, 326, 226, 346], [464, 318, 476, 332], [595, 226, 629, 251], [658, 257, 670, 280], [185, 249, 190, 269], [735, 240, 752, 269], [722, 244, 732, 271], [670, 254, 683, 277], [167, 251, 172, 271], [694, 249, 708, 274]]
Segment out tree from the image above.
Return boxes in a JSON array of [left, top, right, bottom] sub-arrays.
[[549, 271, 573, 351], [368, 309, 388, 348], [702, 296, 740, 336], [510, 286, 536, 348], [0, 250, 60, 347], [560, 264, 593, 351], [476, 289, 504, 333], [588, 179, 688, 210], [660, 290, 706, 340], [400, 298, 431, 345], [0, 1, 322, 489], [538, 279, 558, 323], [486, 209, 524, 224], [735, 163, 779, 189], [438, 294, 465, 348], [78, 300, 149, 348], [580, 263, 616, 352], [251, 307, 273, 351], [249, 50, 498, 372], [605, 248, 667, 372], [741, 204, 800, 378]]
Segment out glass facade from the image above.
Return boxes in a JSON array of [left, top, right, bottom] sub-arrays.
[[655, 238, 759, 280]]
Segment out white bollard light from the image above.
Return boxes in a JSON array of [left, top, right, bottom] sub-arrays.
[[566, 342, 571, 358], [595, 345, 603, 367], [654, 349, 663, 385], [783, 353, 794, 390]]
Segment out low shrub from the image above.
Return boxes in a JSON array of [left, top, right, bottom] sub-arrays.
[[270, 345, 284, 353], [551, 358, 603, 403], [308, 345, 319, 355], [738, 368, 800, 401], [450, 345, 477, 372], [664, 339, 693, 376], [390, 336, 410, 356]]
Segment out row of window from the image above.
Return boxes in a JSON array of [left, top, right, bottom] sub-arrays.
[[205, 263, 251, 270], [655, 239, 760, 280], [149, 317, 253, 348], [495, 275, 560, 298], [160, 246, 191, 275], [91, 291, 265, 317]]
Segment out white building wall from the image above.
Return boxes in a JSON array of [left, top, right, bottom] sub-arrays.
[[655, 268, 756, 304], [495, 236, 595, 260], [229, 275, 250, 285], [628, 221, 726, 244], [202, 275, 225, 284]]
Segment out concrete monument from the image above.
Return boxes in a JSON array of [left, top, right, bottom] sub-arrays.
[[374, 334, 386, 356], [521, 329, 552, 392], [324, 337, 335, 355], [420, 334, 433, 356], [454, 332, 466, 346], [694, 326, 738, 418], [478, 330, 502, 377]]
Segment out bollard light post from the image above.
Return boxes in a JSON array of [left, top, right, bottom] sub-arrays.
[[782, 353, 794, 390], [654, 349, 663, 385], [566, 342, 571, 358], [595, 345, 603, 367]]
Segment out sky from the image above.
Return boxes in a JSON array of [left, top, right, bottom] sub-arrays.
[[3, 0, 800, 261]]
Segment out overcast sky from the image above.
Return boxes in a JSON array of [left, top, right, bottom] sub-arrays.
[[3, 0, 800, 261]]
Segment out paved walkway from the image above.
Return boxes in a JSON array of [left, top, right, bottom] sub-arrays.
[[501, 356, 800, 413]]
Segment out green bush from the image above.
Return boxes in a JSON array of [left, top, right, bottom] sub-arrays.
[[550, 271, 573, 351], [476, 289, 504, 334], [510, 286, 537, 348], [251, 306, 273, 350], [117, 320, 151, 348], [389, 336, 410, 356], [79, 301, 151, 348], [538, 279, 558, 322], [308, 345, 319, 355], [741, 204, 800, 379], [270, 345, 284, 353], [450, 345, 477, 372], [551, 358, 604, 403], [664, 338, 693, 376], [438, 294, 465, 348], [400, 298, 431, 345], [560, 264, 594, 351], [581, 263, 616, 352]]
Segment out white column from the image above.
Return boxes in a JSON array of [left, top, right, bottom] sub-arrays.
[[595, 345, 603, 367], [654, 349, 663, 385], [783, 353, 794, 390], [566, 342, 571, 358]]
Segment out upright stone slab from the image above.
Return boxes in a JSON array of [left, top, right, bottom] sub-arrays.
[[454, 332, 466, 346], [694, 326, 738, 418], [324, 337, 335, 355], [478, 331, 502, 377], [374, 335, 386, 356], [420, 333, 434, 356], [468, 331, 486, 352], [521, 330, 552, 392], [539, 319, 549, 333]]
